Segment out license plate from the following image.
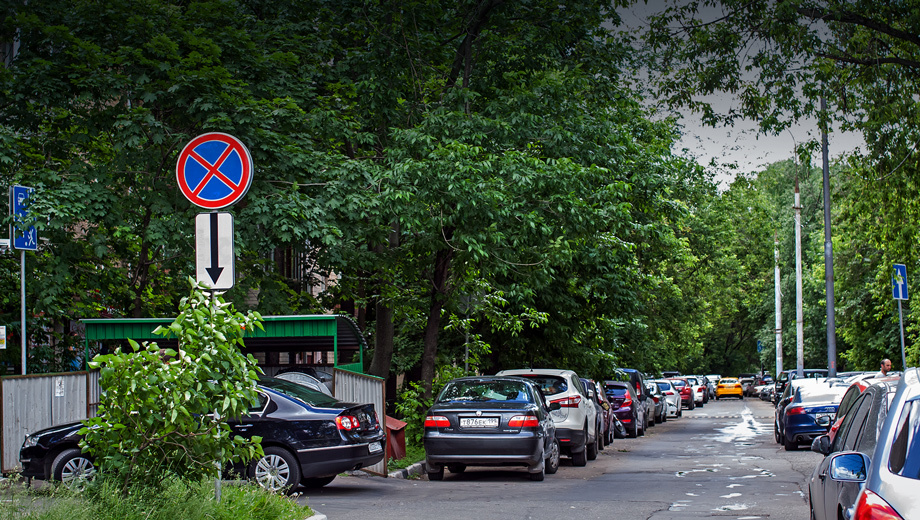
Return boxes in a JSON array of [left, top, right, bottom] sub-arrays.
[[368, 441, 382, 454], [816, 413, 834, 421], [460, 417, 499, 428]]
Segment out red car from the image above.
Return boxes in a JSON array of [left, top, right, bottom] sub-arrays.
[[667, 378, 695, 410]]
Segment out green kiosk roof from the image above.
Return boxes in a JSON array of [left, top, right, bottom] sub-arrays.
[[81, 315, 366, 373]]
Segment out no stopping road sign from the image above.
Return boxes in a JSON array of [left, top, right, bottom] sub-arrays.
[[176, 133, 253, 209]]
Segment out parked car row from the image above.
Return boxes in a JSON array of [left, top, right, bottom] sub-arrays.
[[763, 367, 920, 519], [423, 367, 689, 482]]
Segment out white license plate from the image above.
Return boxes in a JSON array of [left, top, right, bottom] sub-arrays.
[[368, 441, 382, 454], [816, 413, 834, 421], [460, 417, 499, 428]]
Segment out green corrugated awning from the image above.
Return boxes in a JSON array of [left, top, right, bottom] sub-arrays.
[[81, 315, 365, 372]]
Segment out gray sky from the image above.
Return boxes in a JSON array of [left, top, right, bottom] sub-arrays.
[[614, 2, 865, 185]]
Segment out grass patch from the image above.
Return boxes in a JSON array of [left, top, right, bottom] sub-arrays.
[[0, 476, 313, 520], [386, 444, 426, 472]]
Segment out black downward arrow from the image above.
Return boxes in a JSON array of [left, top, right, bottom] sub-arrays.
[[206, 212, 224, 283]]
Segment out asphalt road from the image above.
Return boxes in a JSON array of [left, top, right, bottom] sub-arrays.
[[297, 397, 822, 519]]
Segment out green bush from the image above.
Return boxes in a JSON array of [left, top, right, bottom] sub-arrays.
[[395, 365, 468, 447], [81, 282, 265, 494]]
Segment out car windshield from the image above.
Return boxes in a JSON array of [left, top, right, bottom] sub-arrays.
[[259, 377, 341, 407], [438, 380, 532, 403]]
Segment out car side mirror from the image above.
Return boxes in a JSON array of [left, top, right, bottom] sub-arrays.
[[829, 452, 870, 482], [816, 415, 832, 428], [549, 401, 562, 411], [811, 435, 832, 455]]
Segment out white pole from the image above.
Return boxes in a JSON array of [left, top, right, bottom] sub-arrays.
[[795, 179, 804, 378], [775, 232, 783, 378]]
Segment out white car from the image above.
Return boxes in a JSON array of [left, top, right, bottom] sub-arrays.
[[496, 368, 598, 467], [684, 376, 707, 406], [650, 379, 682, 418]]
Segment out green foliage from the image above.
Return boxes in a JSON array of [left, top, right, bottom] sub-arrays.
[[394, 365, 468, 447], [80, 282, 264, 493], [0, 476, 312, 520]]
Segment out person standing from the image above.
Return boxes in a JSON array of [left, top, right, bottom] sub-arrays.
[[877, 358, 892, 377]]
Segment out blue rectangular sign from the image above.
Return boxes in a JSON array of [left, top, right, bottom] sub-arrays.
[[10, 185, 37, 250], [893, 264, 909, 300]]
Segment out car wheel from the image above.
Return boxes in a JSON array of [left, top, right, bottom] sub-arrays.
[[251, 447, 302, 493], [627, 414, 638, 438], [427, 464, 444, 481], [716, 395, 720, 400], [678, 407, 682, 417], [586, 428, 598, 460], [529, 461, 545, 482], [51, 448, 96, 489], [447, 464, 467, 474], [774, 423, 782, 443], [301, 475, 336, 488], [571, 446, 588, 467], [740, 395, 744, 400], [689, 399, 695, 410], [598, 428, 605, 451], [545, 439, 560, 475], [784, 436, 798, 451]]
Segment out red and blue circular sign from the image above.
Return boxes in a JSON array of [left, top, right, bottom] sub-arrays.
[[176, 132, 253, 209]]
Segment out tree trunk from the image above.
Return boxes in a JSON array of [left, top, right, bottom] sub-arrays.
[[367, 222, 399, 379], [421, 246, 454, 399]]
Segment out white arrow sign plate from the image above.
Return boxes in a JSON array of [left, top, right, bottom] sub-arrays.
[[195, 212, 234, 290]]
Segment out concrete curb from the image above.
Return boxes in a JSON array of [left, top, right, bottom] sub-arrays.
[[388, 460, 426, 479], [306, 513, 328, 520]]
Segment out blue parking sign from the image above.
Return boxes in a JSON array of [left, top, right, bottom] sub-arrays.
[[893, 264, 909, 300], [10, 185, 37, 250]]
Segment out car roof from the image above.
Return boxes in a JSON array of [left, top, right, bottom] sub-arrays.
[[497, 368, 577, 377]]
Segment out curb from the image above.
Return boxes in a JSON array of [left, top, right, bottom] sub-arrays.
[[388, 461, 426, 479], [306, 513, 327, 520]]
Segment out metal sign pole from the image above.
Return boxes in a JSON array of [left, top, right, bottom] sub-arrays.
[[20, 249, 26, 375], [899, 299, 907, 370]]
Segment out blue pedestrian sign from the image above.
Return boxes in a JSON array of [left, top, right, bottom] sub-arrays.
[[10, 185, 37, 250], [893, 264, 909, 300]]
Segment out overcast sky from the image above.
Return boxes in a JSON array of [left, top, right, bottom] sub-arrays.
[[613, 2, 865, 186]]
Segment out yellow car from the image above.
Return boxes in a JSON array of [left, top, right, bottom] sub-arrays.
[[715, 378, 744, 400]]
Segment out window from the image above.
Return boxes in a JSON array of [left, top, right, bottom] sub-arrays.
[[889, 398, 920, 479], [833, 393, 871, 453]]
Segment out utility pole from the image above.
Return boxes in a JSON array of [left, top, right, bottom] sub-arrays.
[[821, 97, 837, 377], [795, 178, 804, 378], [775, 232, 783, 379]]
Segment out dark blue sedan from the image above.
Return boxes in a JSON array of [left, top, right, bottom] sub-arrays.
[[778, 379, 849, 451]]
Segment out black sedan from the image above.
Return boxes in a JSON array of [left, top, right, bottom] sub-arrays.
[[20, 377, 385, 492], [423, 376, 560, 481]]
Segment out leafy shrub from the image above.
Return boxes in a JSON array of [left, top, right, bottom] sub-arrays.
[[395, 364, 468, 447], [81, 282, 264, 493]]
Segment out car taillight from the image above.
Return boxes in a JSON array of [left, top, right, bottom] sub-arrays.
[[665, 391, 675, 395], [853, 489, 904, 520], [786, 406, 805, 415], [508, 415, 539, 427], [622, 395, 633, 408], [336, 415, 361, 430], [653, 396, 660, 404], [696, 387, 703, 393], [552, 395, 582, 408], [424, 416, 450, 428]]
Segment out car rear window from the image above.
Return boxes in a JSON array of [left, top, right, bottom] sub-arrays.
[[437, 380, 533, 403], [889, 398, 920, 479], [605, 386, 628, 398], [260, 377, 341, 407], [515, 375, 567, 396], [670, 380, 686, 388]]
